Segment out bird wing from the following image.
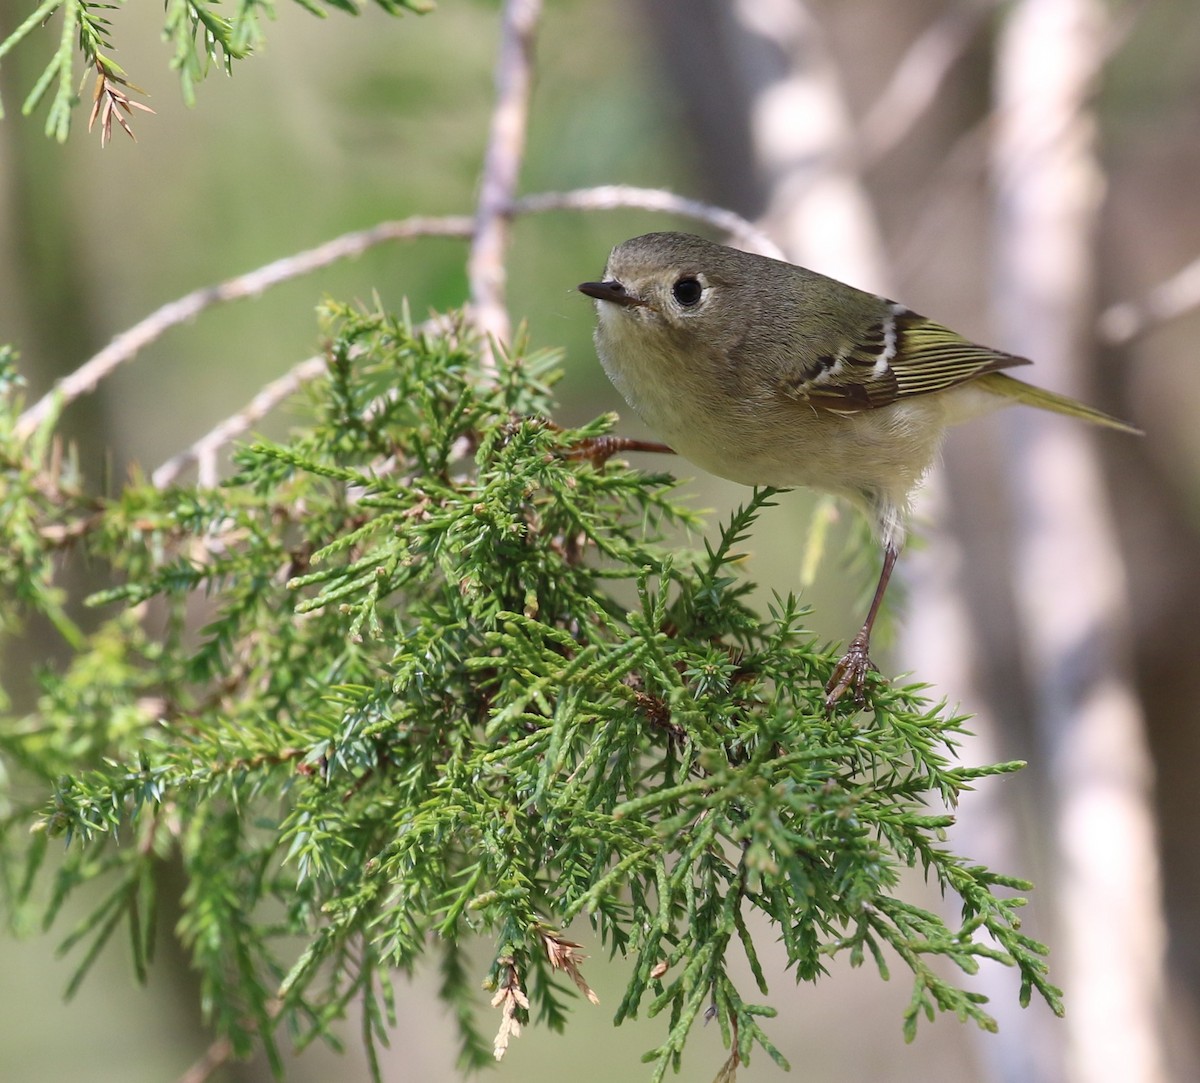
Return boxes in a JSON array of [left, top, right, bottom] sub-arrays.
[[778, 305, 1031, 415]]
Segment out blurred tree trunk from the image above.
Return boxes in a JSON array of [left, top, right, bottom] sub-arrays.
[[1098, 66, 1200, 1060], [990, 2, 1168, 1081], [640, 0, 888, 289]]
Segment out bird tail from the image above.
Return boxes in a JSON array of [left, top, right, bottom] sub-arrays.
[[976, 372, 1141, 435]]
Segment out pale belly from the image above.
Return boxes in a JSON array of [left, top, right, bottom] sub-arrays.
[[648, 392, 951, 504]]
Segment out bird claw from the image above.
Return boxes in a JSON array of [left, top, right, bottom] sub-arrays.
[[824, 633, 879, 712]]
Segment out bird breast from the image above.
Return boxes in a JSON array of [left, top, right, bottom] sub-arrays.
[[593, 306, 952, 515]]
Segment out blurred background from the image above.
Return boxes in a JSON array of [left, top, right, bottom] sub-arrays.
[[2, 0, 1198, 1080]]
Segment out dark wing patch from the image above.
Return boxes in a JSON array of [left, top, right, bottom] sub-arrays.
[[779, 316, 899, 413], [780, 306, 1030, 415]]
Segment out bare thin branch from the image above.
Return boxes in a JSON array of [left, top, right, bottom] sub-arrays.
[[16, 179, 784, 448], [466, 0, 542, 356], [1098, 253, 1200, 344], [15, 216, 474, 439], [133, 190, 779, 490], [13, 189, 771, 438], [512, 186, 784, 258], [151, 354, 328, 489], [149, 315, 464, 490]]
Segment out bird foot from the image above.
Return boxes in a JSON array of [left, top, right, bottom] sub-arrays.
[[824, 633, 879, 712]]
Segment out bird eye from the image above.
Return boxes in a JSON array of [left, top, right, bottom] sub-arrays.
[[671, 276, 703, 307]]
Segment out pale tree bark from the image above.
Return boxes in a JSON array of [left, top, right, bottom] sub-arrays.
[[900, 464, 1065, 1083], [640, 0, 889, 290], [466, 0, 542, 359], [724, 0, 890, 292], [991, 3, 1169, 1082]]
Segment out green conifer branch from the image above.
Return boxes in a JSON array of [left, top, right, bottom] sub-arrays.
[[0, 306, 1062, 1079]]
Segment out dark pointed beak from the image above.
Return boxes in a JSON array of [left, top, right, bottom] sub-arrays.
[[578, 280, 644, 307]]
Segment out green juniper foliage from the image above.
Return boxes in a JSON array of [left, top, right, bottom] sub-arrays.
[[0, 307, 1062, 1080]]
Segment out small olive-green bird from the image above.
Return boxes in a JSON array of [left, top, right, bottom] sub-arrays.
[[578, 231, 1139, 710]]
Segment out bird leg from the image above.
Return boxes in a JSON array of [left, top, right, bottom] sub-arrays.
[[824, 541, 899, 712], [565, 436, 675, 470]]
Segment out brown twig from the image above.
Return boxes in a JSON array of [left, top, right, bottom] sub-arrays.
[[466, 0, 543, 359], [175, 1035, 233, 1083]]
